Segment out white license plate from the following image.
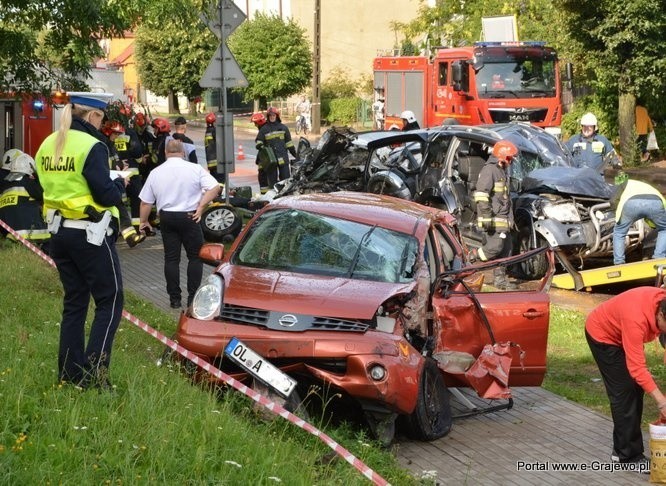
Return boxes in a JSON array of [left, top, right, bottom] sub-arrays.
[[224, 337, 297, 398]]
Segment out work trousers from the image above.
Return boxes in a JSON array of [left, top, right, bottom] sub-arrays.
[[613, 195, 666, 264], [159, 210, 205, 306], [585, 330, 645, 461], [50, 225, 124, 384]]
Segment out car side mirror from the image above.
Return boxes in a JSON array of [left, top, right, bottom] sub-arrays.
[[199, 243, 225, 266]]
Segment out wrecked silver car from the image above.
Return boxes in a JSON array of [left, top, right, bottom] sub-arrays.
[[276, 123, 647, 279]]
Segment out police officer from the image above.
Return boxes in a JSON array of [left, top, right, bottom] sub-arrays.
[[611, 178, 666, 264], [472, 140, 518, 289], [0, 150, 50, 252], [565, 112, 621, 174], [256, 107, 298, 182], [35, 94, 126, 390]]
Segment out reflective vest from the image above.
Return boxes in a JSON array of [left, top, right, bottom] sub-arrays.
[[35, 130, 119, 220]]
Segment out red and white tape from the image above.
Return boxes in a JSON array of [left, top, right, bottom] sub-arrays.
[[0, 218, 390, 486]]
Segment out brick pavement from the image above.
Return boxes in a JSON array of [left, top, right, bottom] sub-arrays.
[[117, 236, 648, 485]]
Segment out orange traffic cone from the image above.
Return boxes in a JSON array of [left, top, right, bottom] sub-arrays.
[[237, 144, 245, 160]]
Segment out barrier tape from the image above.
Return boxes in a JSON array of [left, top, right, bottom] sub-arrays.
[[0, 218, 390, 486]]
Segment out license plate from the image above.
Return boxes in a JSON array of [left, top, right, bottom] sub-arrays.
[[509, 113, 530, 122], [224, 337, 297, 398]]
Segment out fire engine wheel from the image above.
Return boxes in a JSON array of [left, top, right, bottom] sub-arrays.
[[201, 204, 242, 242], [400, 359, 452, 441]]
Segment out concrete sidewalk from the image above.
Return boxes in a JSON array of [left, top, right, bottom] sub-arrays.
[[117, 236, 647, 485]]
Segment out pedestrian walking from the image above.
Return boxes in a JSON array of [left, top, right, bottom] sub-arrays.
[[372, 96, 385, 130], [471, 140, 518, 289], [585, 286, 666, 473], [636, 104, 654, 162], [35, 93, 126, 390], [564, 112, 622, 174], [138, 139, 221, 308], [611, 178, 666, 264]]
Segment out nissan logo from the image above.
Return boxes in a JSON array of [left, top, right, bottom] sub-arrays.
[[278, 314, 298, 327]]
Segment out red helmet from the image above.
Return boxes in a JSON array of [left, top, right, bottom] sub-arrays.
[[492, 140, 518, 163], [251, 112, 267, 127], [102, 121, 125, 137], [134, 112, 146, 127], [152, 117, 171, 134], [205, 112, 216, 125], [266, 106, 280, 118], [119, 103, 132, 117]]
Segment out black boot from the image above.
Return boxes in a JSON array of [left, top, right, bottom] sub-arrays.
[[121, 227, 146, 248], [493, 267, 517, 290]]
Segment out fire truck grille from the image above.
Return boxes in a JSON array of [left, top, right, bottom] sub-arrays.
[[489, 108, 548, 124]]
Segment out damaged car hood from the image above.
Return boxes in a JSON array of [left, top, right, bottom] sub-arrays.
[[221, 265, 415, 320], [520, 166, 614, 198]]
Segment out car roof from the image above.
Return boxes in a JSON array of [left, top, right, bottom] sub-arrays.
[[268, 191, 452, 236], [352, 129, 430, 150]]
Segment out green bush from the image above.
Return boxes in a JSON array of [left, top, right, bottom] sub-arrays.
[[326, 97, 362, 125]]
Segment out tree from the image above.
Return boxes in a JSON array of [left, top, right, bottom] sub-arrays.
[[135, 0, 216, 114], [0, 0, 140, 94], [227, 13, 312, 105], [555, 0, 666, 164]]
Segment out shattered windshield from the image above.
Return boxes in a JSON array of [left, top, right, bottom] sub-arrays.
[[233, 209, 419, 283], [474, 59, 556, 99]]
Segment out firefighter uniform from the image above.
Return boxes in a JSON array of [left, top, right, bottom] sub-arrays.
[[565, 133, 619, 174], [35, 103, 125, 389], [473, 156, 512, 260], [0, 156, 50, 250], [114, 127, 145, 227], [256, 119, 298, 182], [204, 122, 223, 182]]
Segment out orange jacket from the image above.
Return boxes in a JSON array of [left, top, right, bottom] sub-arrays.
[[586, 286, 666, 393]]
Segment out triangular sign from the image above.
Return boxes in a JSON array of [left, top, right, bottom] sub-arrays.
[[199, 44, 248, 89]]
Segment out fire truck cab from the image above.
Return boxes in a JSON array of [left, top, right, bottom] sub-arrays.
[[373, 41, 562, 132]]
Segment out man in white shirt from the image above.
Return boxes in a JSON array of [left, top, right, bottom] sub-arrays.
[[295, 95, 312, 131], [138, 139, 221, 308]]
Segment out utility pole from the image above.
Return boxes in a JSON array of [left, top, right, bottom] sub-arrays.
[[311, 0, 321, 135]]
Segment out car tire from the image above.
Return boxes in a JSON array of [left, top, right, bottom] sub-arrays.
[[201, 204, 242, 242], [513, 227, 549, 280], [401, 359, 452, 441]]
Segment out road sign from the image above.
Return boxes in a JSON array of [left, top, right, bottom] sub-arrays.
[[199, 44, 248, 88], [200, 0, 246, 39]]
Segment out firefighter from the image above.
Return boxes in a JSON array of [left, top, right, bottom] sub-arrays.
[[565, 112, 621, 174], [472, 140, 518, 289], [256, 107, 298, 183], [400, 110, 420, 131], [134, 112, 156, 183], [1, 148, 21, 180], [251, 112, 277, 194], [113, 117, 145, 230], [152, 117, 172, 166], [204, 112, 222, 182], [101, 121, 145, 248], [0, 151, 50, 252]]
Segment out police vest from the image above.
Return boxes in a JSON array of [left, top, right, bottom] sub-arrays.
[[35, 130, 120, 220]]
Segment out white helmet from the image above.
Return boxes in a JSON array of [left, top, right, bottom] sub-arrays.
[[6, 152, 36, 181], [400, 110, 417, 124], [580, 112, 598, 127], [2, 148, 22, 172]]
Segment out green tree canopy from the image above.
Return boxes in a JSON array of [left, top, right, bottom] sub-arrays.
[[135, 0, 216, 112], [227, 12, 312, 103], [0, 0, 139, 94]]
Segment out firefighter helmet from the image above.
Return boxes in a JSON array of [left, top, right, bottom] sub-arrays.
[[102, 121, 125, 137], [492, 140, 518, 163], [205, 112, 216, 125], [9, 152, 36, 176], [251, 112, 267, 128], [400, 110, 417, 124], [580, 112, 598, 128], [266, 106, 280, 117], [2, 148, 22, 172], [152, 117, 171, 134]]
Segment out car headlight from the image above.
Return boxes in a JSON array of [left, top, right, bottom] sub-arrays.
[[191, 274, 224, 320], [541, 201, 580, 222]]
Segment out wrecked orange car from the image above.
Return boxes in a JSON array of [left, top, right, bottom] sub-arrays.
[[174, 192, 554, 444]]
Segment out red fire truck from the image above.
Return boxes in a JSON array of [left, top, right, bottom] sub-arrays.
[[373, 41, 562, 131]]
